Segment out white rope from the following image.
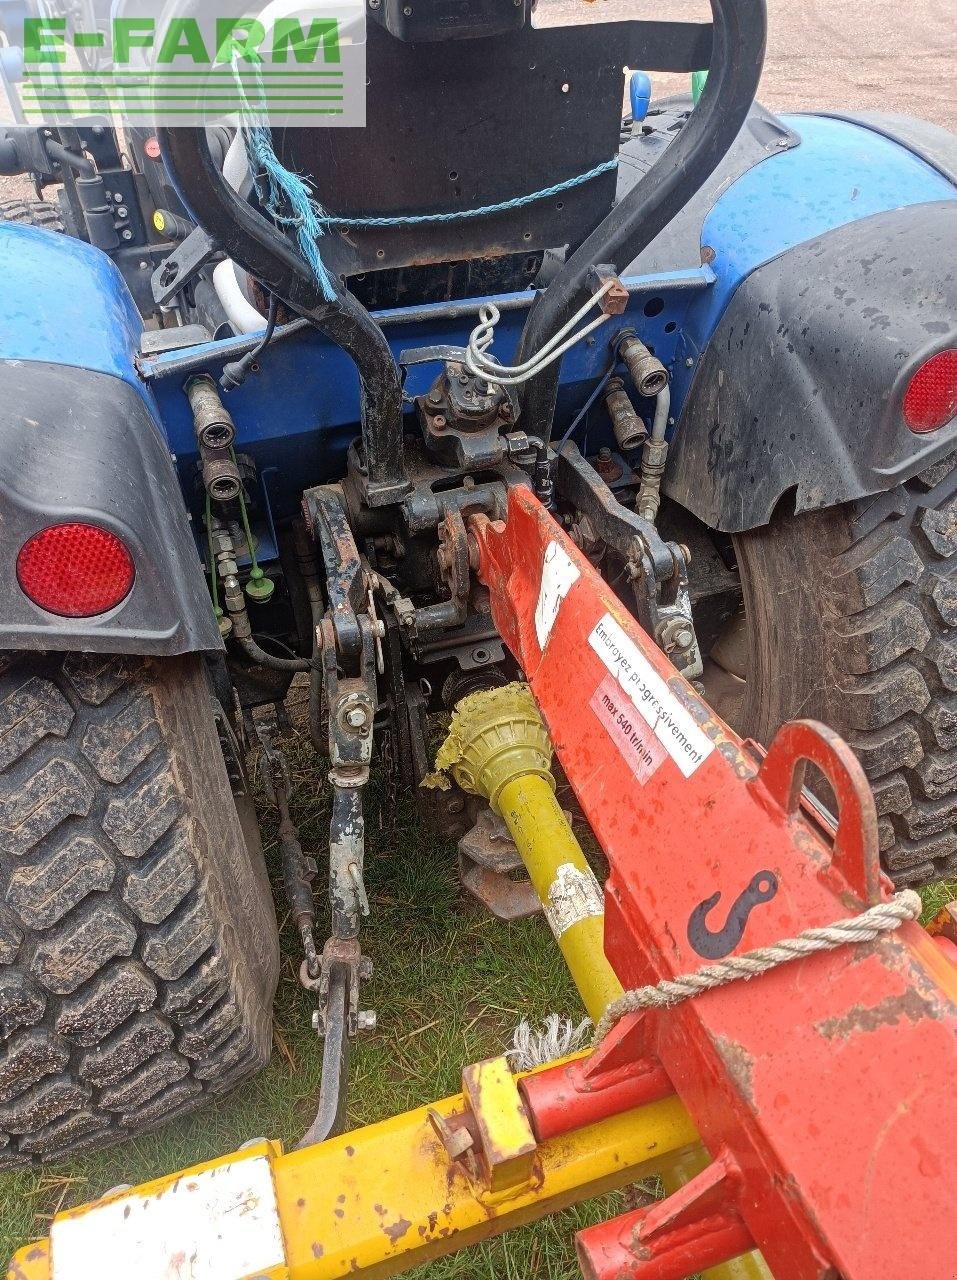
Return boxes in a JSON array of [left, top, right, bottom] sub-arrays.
[[506, 1014, 593, 1070], [593, 889, 922, 1044]]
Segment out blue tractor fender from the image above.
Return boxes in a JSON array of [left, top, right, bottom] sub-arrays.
[[657, 112, 957, 531], [0, 224, 222, 655]]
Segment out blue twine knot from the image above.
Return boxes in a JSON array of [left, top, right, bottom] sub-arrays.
[[233, 58, 617, 304]]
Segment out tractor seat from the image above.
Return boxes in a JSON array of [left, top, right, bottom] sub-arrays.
[[268, 13, 712, 284]]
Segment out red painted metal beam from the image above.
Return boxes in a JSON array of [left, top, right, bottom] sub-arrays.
[[519, 1014, 673, 1142], [470, 488, 957, 1280]]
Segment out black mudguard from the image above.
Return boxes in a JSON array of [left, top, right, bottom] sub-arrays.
[[665, 200, 957, 533], [0, 360, 222, 654]]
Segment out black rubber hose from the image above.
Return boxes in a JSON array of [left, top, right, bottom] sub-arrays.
[[43, 139, 96, 178], [516, 0, 768, 437], [237, 634, 314, 672], [157, 127, 407, 505]]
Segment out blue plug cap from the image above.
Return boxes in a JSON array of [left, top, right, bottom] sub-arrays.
[[629, 70, 652, 123]]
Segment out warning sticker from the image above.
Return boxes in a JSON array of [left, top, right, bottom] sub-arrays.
[[535, 541, 581, 652], [543, 862, 605, 939], [590, 676, 667, 785], [588, 613, 714, 778]]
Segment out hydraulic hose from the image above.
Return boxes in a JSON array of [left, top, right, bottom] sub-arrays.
[[157, 126, 407, 506], [516, 0, 768, 437], [237, 635, 314, 672]]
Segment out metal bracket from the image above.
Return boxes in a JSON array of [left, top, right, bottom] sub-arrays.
[[151, 224, 219, 306], [555, 441, 703, 678]]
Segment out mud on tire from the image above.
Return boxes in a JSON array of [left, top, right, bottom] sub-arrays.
[[728, 452, 957, 887], [0, 653, 279, 1167]]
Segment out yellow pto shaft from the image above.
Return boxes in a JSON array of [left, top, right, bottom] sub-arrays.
[[434, 683, 770, 1280], [433, 682, 619, 1019]]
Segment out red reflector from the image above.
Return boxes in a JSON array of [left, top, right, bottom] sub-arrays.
[[17, 524, 134, 617], [903, 348, 957, 433]]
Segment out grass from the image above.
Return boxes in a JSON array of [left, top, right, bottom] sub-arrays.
[[0, 718, 618, 1276], [1, 710, 954, 1273]]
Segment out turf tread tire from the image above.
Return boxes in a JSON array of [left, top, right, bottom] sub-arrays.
[[731, 452, 957, 886], [0, 653, 279, 1165], [0, 199, 64, 233]]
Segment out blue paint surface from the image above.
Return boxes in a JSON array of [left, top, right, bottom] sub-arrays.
[[3, 111, 954, 528], [149, 275, 709, 516], [0, 224, 144, 394]]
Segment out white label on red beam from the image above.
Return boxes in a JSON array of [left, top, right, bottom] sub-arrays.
[[588, 613, 714, 778], [535, 541, 581, 651], [590, 675, 667, 785]]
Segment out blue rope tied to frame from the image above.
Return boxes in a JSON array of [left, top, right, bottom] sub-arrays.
[[232, 58, 617, 304]]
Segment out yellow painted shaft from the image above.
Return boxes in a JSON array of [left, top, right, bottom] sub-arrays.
[[497, 772, 621, 1022], [7, 1073, 697, 1280], [497, 771, 769, 1280]]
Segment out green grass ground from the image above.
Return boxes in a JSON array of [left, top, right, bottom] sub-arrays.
[[1, 722, 954, 1274]]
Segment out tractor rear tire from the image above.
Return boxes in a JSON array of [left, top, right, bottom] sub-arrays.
[[0, 199, 64, 233], [0, 653, 279, 1166], [708, 452, 957, 887]]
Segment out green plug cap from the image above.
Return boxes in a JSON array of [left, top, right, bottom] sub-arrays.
[[245, 567, 275, 603]]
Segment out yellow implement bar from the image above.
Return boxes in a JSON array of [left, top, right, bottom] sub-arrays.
[[7, 1059, 697, 1280]]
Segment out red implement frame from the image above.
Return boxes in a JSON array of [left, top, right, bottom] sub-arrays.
[[470, 487, 957, 1280]]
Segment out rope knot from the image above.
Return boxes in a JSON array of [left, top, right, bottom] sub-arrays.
[[593, 889, 923, 1044]]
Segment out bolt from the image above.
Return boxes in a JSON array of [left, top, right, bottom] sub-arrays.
[[311, 1010, 322, 1030], [458, 374, 469, 386], [433, 415, 446, 430], [598, 446, 612, 461], [685, 357, 694, 367], [368, 0, 380, 8], [117, 206, 128, 218], [403, 4, 412, 12], [121, 229, 133, 240], [428, 387, 443, 406], [357, 1010, 377, 1032], [674, 627, 694, 650], [345, 706, 367, 729]]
